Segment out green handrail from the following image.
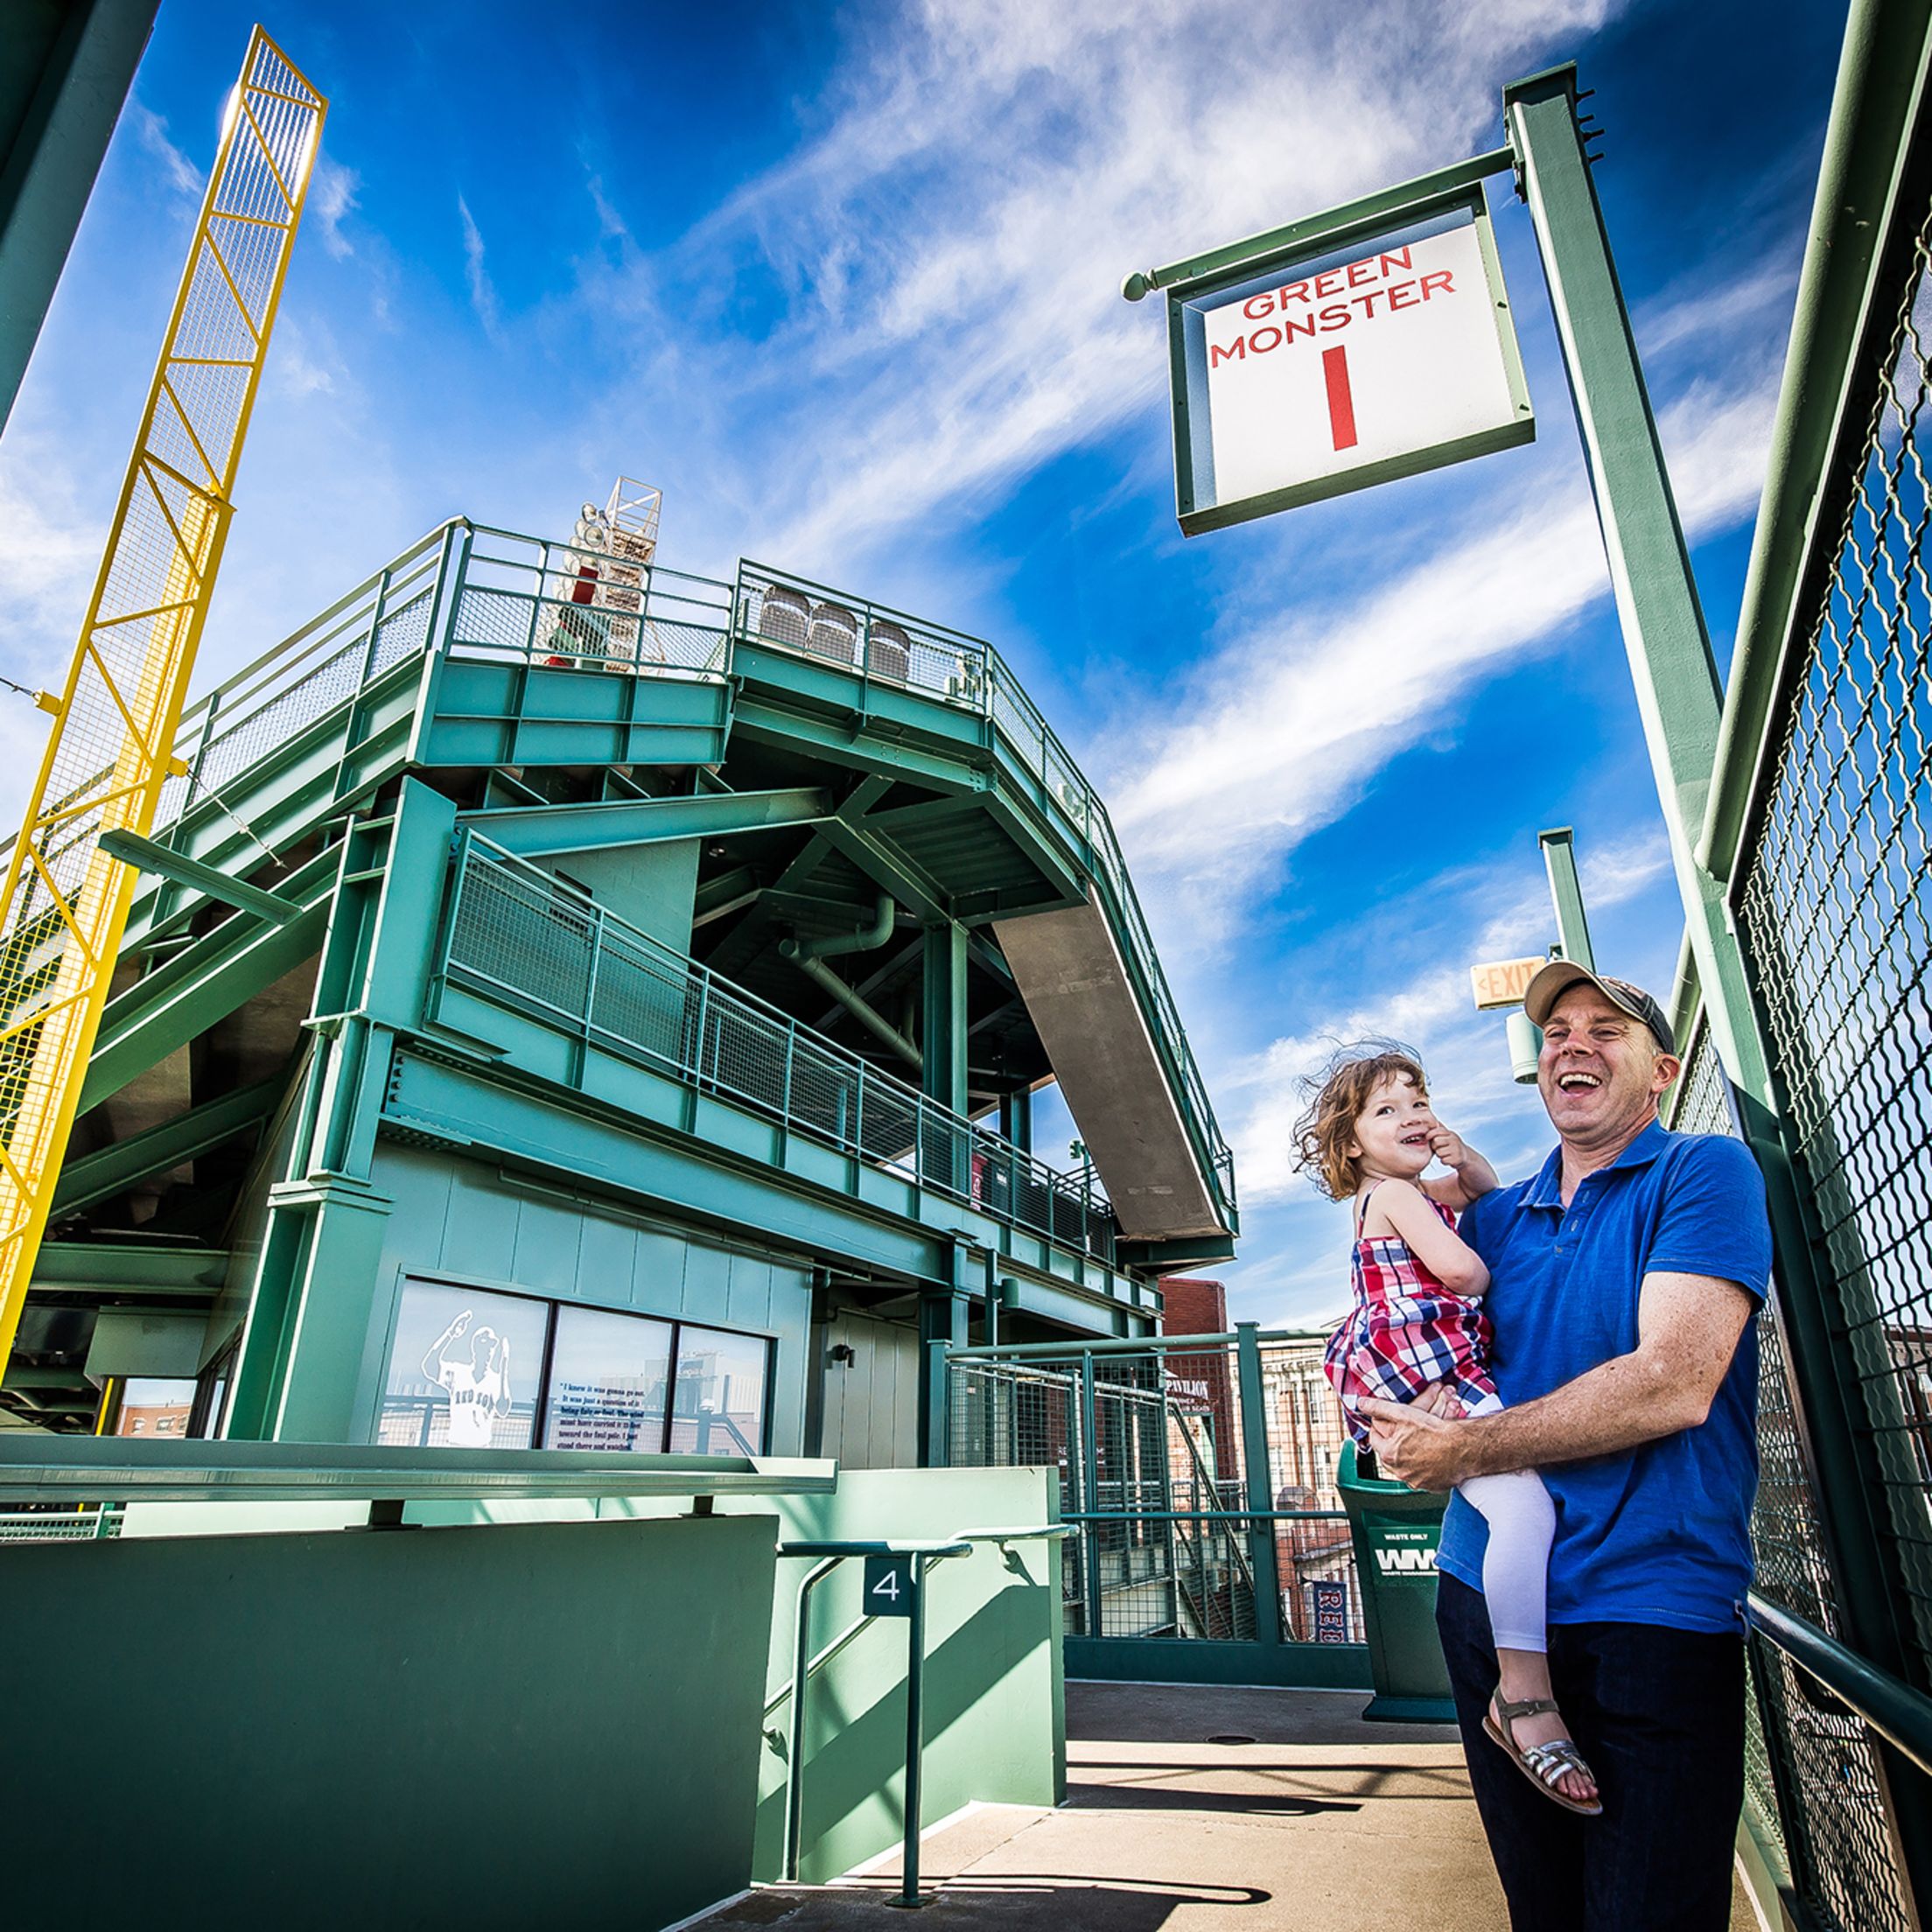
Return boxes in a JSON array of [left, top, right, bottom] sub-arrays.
[[774, 1527, 1069, 1906], [1748, 1592, 1932, 1778]]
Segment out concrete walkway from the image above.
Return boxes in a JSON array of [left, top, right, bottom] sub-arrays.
[[697, 1681, 1762, 1930]]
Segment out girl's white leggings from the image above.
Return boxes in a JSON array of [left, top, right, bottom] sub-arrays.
[[1454, 1391, 1555, 1654]]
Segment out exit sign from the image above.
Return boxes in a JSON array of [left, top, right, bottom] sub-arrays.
[[1470, 956, 1545, 1010], [1166, 188, 1533, 534]]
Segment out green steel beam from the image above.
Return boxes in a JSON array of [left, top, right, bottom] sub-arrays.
[[100, 830, 305, 926], [921, 922, 970, 1118], [1505, 66, 1770, 1108], [1235, 1323, 1284, 1647], [52, 1073, 284, 1216], [1701, 0, 1932, 885], [31, 1243, 228, 1295], [0, 0, 159, 432], [821, 816, 951, 927], [1121, 144, 1514, 300], [1115, 1234, 1238, 1272], [729, 698, 982, 794], [0, 1435, 834, 1505], [1508, 58, 1932, 1907], [456, 788, 832, 859], [80, 846, 337, 1113], [693, 864, 763, 924], [966, 933, 1013, 986], [1538, 828, 1596, 970]]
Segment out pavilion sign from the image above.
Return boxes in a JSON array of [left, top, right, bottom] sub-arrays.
[[1152, 186, 1534, 534]]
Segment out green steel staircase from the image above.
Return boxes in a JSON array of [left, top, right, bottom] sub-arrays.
[[5, 517, 1236, 1347]]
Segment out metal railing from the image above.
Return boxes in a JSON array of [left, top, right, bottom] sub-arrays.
[[434, 833, 1121, 1259], [1656, 21, 1932, 1914], [2, 521, 1233, 1235], [944, 1327, 1364, 1650], [735, 560, 1237, 1230], [0, 1504, 122, 1542], [450, 523, 732, 678]]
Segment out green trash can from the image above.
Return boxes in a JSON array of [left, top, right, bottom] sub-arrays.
[[1337, 1440, 1457, 1724]]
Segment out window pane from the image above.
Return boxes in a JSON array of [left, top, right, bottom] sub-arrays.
[[379, 1281, 546, 1449], [668, 1326, 768, 1455], [116, 1378, 196, 1438], [542, 1306, 672, 1453]]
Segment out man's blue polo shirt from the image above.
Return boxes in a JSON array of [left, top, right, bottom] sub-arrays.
[[1435, 1120, 1772, 1634]]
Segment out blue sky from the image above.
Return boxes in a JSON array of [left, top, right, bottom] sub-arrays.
[[0, 0, 1844, 1326]]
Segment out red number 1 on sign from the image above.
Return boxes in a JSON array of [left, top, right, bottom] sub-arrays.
[[1322, 346, 1358, 452]]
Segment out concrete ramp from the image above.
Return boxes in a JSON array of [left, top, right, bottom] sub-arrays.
[[994, 893, 1229, 1242]]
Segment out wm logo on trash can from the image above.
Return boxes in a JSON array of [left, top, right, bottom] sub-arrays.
[[1374, 1546, 1439, 1576]]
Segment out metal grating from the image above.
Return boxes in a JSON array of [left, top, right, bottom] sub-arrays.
[[1738, 210, 1932, 1682], [734, 560, 1237, 1235], [439, 838, 1118, 1262], [947, 1336, 1361, 1645], [1676, 1021, 1909, 1922], [0, 30, 326, 1357]]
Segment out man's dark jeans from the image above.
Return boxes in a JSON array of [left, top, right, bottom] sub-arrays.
[[1436, 1572, 1746, 1931]]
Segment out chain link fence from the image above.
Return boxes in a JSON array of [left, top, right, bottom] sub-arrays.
[[945, 1334, 1361, 1648], [1691, 186, 1932, 1932], [436, 835, 1119, 1261], [1670, 1023, 1909, 1929]]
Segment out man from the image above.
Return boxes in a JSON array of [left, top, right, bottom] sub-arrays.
[[1362, 962, 1771, 1932]]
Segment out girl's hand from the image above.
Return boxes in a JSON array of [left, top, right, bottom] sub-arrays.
[[1428, 1124, 1470, 1170]]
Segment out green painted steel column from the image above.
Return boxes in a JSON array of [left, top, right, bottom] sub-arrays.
[[230, 785, 460, 1442], [1538, 828, 1595, 970], [920, 921, 969, 1115], [1078, 1350, 1103, 1637], [1505, 66, 1769, 1111], [999, 1088, 1032, 1157], [1235, 1323, 1284, 1647], [917, 1275, 968, 1466], [1509, 64, 1932, 1907]]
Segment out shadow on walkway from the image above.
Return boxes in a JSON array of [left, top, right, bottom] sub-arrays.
[[694, 1682, 1499, 1930]]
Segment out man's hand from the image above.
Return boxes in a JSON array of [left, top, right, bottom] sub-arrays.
[[1360, 1396, 1470, 1491]]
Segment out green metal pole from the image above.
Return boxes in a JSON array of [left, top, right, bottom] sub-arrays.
[[891, 1556, 930, 1910], [1078, 1352, 1102, 1637], [783, 1555, 841, 1882], [1537, 828, 1595, 971], [1235, 1323, 1284, 1647], [1505, 65, 1770, 1110], [1508, 63, 1932, 1909]]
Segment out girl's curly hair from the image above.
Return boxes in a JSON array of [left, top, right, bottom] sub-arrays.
[[1292, 1039, 1429, 1202]]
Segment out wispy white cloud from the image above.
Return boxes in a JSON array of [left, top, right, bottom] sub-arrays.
[[312, 156, 360, 260], [590, 0, 1622, 573], [457, 193, 502, 340], [130, 102, 205, 200], [1104, 369, 1778, 958], [1216, 826, 1671, 1321]]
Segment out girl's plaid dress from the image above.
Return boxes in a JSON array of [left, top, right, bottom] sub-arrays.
[[1323, 1182, 1497, 1446]]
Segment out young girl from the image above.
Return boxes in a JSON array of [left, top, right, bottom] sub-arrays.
[[1297, 1045, 1601, 1816]]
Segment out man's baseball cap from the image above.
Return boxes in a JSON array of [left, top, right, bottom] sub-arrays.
[[1522, 960, 1676, 1057]]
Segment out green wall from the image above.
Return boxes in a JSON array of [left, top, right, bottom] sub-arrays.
[[396, 1463, 1066, 1888], [270, 1142, 814, 1448], [0, 1511, 777, 1929], [542, 836, 700, 955], [814, 1304, 922, 1469], [749, 1466, 1065, 1884]]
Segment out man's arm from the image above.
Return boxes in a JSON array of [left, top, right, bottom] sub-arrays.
[[1362, 1269, 1755, 1489]]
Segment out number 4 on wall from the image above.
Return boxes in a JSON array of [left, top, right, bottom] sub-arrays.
[[863, 1554, 916, 1618]]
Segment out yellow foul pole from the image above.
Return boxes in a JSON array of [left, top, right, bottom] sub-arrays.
[[0, 29, 326, 1367]]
